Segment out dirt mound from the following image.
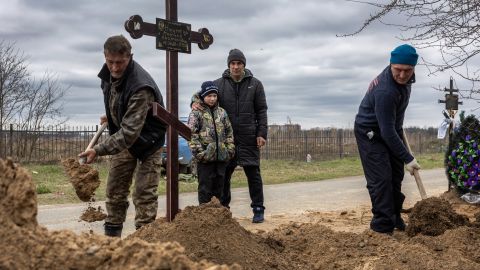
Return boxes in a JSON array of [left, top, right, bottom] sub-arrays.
[[268, 222, 398, 269], [3, 158, 480, 269], [268, 219, 480, 269], [406, 197, 469, 236], [0, 158, 235, 270], [61, 158, 100, 202], [130, 198, 292, 269], [80, 205, 107, 222], [0, 158, 38, 230]]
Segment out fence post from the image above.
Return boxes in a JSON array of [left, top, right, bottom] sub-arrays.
[[9, 124, 13, 158], [337, 129, 344, 159], [304, 131, 308, 161], [265, 135, 269, 160]]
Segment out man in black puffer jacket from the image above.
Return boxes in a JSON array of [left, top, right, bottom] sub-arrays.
[[192, 49, 268, 223], [79, 35, 167, 237]]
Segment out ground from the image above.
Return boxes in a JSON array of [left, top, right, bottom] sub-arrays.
[[2, 158, 480, 269]]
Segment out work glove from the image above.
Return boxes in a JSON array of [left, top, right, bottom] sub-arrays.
[[405, 158, 421, 175]]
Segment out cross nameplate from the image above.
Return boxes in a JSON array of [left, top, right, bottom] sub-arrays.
[[124, 14, 213, 52]]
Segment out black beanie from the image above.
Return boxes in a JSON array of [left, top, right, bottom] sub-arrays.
[[227, 48, 246, 66], [199, 81, 219, 100]]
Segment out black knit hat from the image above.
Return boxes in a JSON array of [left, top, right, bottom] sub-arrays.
[[199, 81, 219, 100], [227, 48, 246, 66]]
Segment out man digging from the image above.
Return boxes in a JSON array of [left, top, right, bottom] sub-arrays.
[[79, 35, 167, 237], [354, 44, 422, 235]]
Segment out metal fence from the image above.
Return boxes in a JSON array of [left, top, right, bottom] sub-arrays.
[[262, 127, 445, 161], [0, 124, 108, 163], [0, 124, 446, 163]]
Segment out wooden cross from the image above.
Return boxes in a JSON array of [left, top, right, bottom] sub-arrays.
[[124, 0, 213, 221]]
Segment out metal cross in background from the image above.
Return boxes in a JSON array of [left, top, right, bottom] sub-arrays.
[[438, 77, 463, 191], [124, 0, 213, 221]]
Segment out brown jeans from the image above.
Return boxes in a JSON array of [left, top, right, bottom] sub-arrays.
[[105, 148, 162, 228]]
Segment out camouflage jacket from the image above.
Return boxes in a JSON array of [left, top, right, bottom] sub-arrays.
[[95, 59, 166, 161], [188, 102, 235, 163]]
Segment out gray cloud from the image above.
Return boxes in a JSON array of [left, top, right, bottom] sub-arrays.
[[0, 0, 477, 129]]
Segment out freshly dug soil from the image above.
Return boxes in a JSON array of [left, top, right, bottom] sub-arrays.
[[61, 158, 100, 202], [0, 158, 236, 270], [130, 198, 296, 269], [3, 158, 480, 269], [406, 197, 469, 236], [80, 205, 107, 222]]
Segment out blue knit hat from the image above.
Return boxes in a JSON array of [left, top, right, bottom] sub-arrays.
[[390, 44, 418, 66], [199, 81, 219, 100]]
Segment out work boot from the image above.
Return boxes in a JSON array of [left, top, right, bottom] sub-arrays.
[[252, 207, 264, 223], [104, 222, 123, 237], [395, 216, 406, 231]]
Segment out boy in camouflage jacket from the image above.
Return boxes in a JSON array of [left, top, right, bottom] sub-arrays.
[[188, 81, 235, 204]]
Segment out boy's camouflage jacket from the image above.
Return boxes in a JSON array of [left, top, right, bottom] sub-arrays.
[[188, 102, 235, 163]]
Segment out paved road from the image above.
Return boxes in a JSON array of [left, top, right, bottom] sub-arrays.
[[38, 168, 448, 236]]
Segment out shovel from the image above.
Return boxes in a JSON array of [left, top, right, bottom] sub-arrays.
[[79, 122, 107, 164], [402, 130, 428, 200]]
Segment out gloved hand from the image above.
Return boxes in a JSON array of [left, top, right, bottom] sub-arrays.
[[405, 158, 421, 175]]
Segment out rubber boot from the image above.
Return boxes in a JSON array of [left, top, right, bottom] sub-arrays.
[[104, 222, 123, 237]]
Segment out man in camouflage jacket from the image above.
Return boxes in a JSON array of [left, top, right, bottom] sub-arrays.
[[79, 35, 166, 237]]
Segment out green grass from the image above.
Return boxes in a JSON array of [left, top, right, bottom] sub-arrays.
[[24, 153, 444, 205]]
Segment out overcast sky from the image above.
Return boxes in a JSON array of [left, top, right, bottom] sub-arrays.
[[1, 0, 479, 129]]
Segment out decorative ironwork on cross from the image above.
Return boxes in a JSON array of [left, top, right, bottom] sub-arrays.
[[124, 0, 213, 221], [125, 14, 213, 52]]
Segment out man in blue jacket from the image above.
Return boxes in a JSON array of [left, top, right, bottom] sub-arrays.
[[354, 44, 421, 234]]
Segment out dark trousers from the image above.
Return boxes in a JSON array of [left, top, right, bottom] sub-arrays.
[[197, 162, 227, 204], [221, 158, 264, 209], [354, 123, 405, 233]]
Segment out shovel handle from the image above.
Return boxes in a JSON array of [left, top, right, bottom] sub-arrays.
[[402, 130, 428, 200], [85, 123, 107, 151]]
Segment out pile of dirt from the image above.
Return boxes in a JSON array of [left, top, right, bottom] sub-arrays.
[[406, 197, 469, 236], [130, 198, 296, 269], [0, 158, 235, 270], [80, 205, 107, 222], [4, 157, 480, 269], [129, 196, 480, 270], [61, 158, 100, 202], [0, 158, 38, 230]]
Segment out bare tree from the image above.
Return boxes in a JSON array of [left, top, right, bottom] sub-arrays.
[[0, 41, 67, 160], [341, 0, 480, 98], [0, 41, 29, 127]]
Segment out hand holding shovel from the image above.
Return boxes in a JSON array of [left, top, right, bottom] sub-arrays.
[[79, 122, 107, 164]]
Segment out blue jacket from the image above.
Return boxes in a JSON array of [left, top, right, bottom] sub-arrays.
[[355, 65, 414, 163]]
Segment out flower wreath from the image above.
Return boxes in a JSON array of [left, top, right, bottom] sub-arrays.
[[446, 135, 480, 191], [445, 114, 480, 192]]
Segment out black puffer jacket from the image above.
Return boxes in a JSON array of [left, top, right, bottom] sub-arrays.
[[213, 68, 268, 166]]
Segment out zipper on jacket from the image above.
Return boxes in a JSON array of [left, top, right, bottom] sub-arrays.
[[235, 82, 240, 123], [210, 107, 220, 161]]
